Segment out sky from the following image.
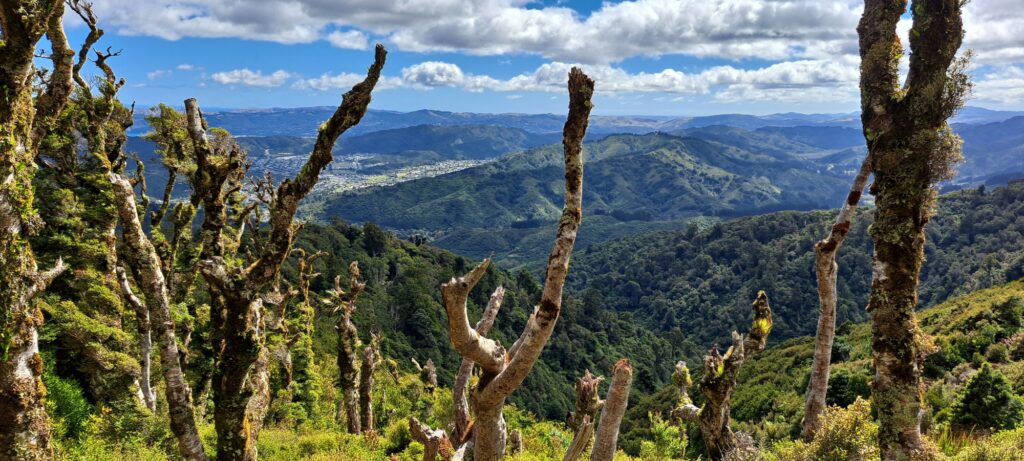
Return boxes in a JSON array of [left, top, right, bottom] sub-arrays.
[[60, 0, 1024, 116]]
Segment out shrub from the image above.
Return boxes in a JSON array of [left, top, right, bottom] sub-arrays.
[[951, 363, 1024, 431], [765, 398, 879, 461], [826, 368, 871, 408], [952, 427, 1024, 461], [638, 413, 686, 460]]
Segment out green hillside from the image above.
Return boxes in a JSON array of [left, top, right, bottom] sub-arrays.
[[568, 182, 1024, 348], [322, 133, 852, 263]]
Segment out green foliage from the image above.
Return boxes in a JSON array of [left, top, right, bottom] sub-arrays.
[[951, 363, 1024, 431], [638, 413, 687, 460], [952, 427, 1024, 461], [44, 370, 93, 440], [765, 398, 879, 461]]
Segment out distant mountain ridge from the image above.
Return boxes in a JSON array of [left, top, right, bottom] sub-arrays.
[[128, 105, 1024, 137]]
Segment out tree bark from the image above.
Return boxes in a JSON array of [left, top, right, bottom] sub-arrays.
[[568, 369, 604, 435], [453, 286, 504, 444], [110, 173, 208, 461], [857, 1, 968, 458], [563, 415, 594, 461], [410, 416, 454, 461], [359, 335, 381, 433], [675, 293, 772, 461], [332, 262, 366, 434], [117, 267, 157, 412], [590, 359, 632, 461], [0, 2, 72, 458], [441, 68, 593, 461], [801, 153, 872, 439]]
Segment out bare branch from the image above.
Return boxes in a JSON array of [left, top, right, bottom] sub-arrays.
[[410, 416, 454, 461], [245, 44, 387, 288], [453, 286, 505, 442], [441, 259, 506, 375], [563, 415, 594, 461], [478, 67, 592, 407]]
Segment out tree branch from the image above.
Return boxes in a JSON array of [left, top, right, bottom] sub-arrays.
[[441, 259, 506, 375], [245, 44, 387, 288], [453, 286, 505, 443]]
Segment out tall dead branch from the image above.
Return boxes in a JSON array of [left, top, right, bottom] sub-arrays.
[[801, 153, 872, 439], [441, 67, 593, 461], [452, 286, 505, 444]]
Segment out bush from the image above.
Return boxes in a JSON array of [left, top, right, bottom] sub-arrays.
[[951, 363, 1024, 431], [638, 413, 686, 460], [826, 368, 871, 408], [765, 398, 879, 461], [952, 427, 1024, 461]]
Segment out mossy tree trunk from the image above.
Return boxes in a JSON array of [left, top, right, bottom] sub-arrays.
[[0, 2, 73, 458], [857, 0, 970, 458], [196, 45, 387, 460], [332, 262, 366, 434]]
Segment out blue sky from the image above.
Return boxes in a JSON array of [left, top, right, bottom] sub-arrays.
[[66, 0, 1024, 116]]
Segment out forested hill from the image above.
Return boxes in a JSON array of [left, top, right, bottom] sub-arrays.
[[324, 132, 849, 229], [568, 181, 1024, 347], [283, 220, 693, 420], [291, 181, 1024, 422]]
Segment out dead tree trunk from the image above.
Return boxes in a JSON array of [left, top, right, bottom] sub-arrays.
[[359, 333, 381, 433], [858, 1, 969, 458], [453, 286, 505, 444], [590, 359, 633, 461], [197, 46, 386, 460], [568, 370, 604, 435], [110, 173, 208, 461], [802, 154, 872, 439], [117, 267, 156, 411], [441, 68, 593, 461], [410, 416, 455, 461], [675, 293, 772, 461], [331, 262, 366, 434], [0, 2, 74, 458]]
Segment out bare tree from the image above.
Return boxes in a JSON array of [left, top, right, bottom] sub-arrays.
[[590, 359, 633, 461], [801, 154, 872, 439], [452, 286, 505, 444], [563, 415, 594, 461], [410, 416, 455, 461], [331, 262, 366, 434], [857, 0, 970, 457], [674, 293, 773, 461], [441, 67, 593, 461]]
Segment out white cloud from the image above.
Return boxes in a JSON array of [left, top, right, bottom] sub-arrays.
[[147, 69, 171, 80], [326, 30, 369, 50], [176, 64, 195, 70], [973, 66, 1024, 104], [211, 69, 293, 87], [292, 72, 402, 91], [388, 58, 859, 102]]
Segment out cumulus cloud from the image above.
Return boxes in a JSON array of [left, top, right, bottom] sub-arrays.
[[973, 66, 1024, 103], [176, 64, 195, 71], [211, 69, 294, 87], [326, 30, 369, 50], [293, 58, 860, 103], [75, 0, 862, 64]]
